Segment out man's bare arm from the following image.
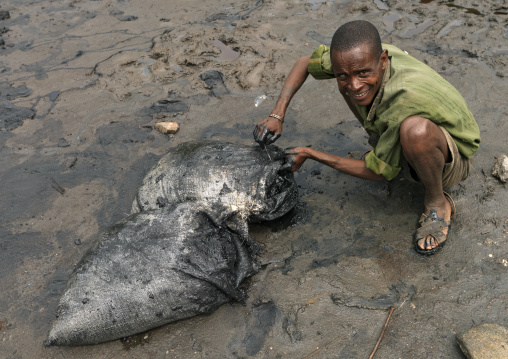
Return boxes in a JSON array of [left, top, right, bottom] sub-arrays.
[[271, 55, 311, 118], [254, 55, 311, 145], [283, 146, 385, 181]]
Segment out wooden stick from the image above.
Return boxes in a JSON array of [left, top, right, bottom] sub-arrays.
[[48, 177, 65, 195], [368, 306, 395, 359]]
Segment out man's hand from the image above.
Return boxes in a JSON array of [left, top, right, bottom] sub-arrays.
[[279, 147, 308, 173], [253, 117, 282, 145]]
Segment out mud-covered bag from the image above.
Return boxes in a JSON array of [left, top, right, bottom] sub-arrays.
[[131, 141, 298, 222], [44, 203, 258, 346]]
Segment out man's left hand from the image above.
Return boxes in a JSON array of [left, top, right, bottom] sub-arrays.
[[279, 147, 308, 173]]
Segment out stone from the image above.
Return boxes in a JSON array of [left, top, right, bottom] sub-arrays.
[[155, 121, 179, 134], [0, 11, 10, 21], [456, 323, 508, 359], [492, 155, 508, 183]]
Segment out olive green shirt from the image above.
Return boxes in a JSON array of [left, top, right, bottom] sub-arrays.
[[308, 43, 481, 180]]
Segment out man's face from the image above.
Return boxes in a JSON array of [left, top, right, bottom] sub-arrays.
[[331, 44, 388, 107]]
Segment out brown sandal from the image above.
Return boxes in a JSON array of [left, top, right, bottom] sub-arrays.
[[413, 192, 455, 255]]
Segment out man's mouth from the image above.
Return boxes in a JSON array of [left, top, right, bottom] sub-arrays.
[[352, 90, 368, 98]]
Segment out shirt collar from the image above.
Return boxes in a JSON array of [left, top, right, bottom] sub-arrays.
[[365, 58, 391, 123]]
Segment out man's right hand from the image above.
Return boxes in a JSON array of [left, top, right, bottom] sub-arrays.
[[253, 117, 283, 145]]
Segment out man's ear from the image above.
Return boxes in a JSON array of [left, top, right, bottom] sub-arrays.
[[380, 49, 388, 71]]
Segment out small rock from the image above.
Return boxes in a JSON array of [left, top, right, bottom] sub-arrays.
[[109, 10, 124, 16], [57, 138, 70, 147], [155, 122, 179, 134], [48, 90, 60, 101], [65, 157, 77, 169], [492, 155, 508, 183], [456, 323, 508, 359], [74, 239, 82, 245], [0, 11, 10, 21], [192, 342, 202, 352], [119, 15, 138, 22]]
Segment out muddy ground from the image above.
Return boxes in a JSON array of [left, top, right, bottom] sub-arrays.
[[1, 0, 507, 358]]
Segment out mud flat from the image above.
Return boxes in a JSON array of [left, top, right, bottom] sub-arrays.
[[1, 0, 507, 358]]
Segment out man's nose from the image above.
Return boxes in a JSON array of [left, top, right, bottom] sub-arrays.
[[349, 76, 362, 91]]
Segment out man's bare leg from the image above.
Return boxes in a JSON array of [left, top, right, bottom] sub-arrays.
[[400, 116, 451, 251]]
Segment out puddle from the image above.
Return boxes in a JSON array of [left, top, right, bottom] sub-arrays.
[[211, 39, 241, 62], [398, 19, 437, 39], [436, 19, 464, 38], [306, 0, 331, 11], [374, 0, 389, 11], [421, 1, 485, 16], [383, 13, 401, 33], [445, 3, 484, 16], [138, 56, 156, 76]]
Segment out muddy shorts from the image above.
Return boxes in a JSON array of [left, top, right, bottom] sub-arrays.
[[402, 126, 471, 189]]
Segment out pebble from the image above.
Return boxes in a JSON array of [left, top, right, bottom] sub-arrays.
[[456, 323, 508, 359], [155, 122, 179, 134], [492, 155, 508, 183]]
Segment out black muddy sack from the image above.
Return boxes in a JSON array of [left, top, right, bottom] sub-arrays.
[[132, 141, 299, 223], [44, 203, 258, 346]]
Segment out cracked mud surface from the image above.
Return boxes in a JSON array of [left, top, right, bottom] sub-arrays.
[[1, 0, 507, 358]]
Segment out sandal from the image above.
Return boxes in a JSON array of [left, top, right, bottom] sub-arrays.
[[413, 192, 456, 255]]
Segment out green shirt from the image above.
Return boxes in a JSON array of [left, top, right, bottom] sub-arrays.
[[308, 43, 481, 180]]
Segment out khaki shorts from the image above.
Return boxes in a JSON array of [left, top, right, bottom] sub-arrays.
[[402, 127, 471, 189]]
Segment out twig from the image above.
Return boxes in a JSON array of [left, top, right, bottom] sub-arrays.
[[48, 177, 65, 195], [368, 306, 395, 359]]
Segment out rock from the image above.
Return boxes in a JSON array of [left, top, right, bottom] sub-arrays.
[[57, 138, 70, 147], [456, 323, 508, 359], [0, 11, 10, 21], [155, 121, 179, 134], [492, 155, 508, 183], [48, 91, 60, 101], [119, 15, 138, 22]]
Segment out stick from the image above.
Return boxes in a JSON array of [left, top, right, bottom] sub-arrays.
[[48, 177, 65, 195], [368, 306, 395, 359]]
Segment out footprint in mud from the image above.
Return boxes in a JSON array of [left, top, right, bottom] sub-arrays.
[[242, 301, 280, 356]]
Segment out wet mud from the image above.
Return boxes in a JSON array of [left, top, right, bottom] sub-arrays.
[[1, 0, 508, 358]]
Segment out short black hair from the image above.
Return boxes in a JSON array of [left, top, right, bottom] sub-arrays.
[[330, 20, 382, 58]]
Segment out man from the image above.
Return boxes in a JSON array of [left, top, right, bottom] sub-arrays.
[[253, 20, 480, 255]]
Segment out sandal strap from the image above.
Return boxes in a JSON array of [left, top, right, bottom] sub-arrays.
[[443, 192, 456, 219], [415, 221, 447, 242]]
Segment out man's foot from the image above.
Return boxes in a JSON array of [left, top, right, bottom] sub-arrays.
[[414, 192, 455, 255]]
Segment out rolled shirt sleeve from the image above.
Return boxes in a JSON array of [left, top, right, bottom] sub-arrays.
[[365, 151, 401, 181], [308, 45, 336, 80]]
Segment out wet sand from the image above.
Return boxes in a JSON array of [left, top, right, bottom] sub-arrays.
[[1, 0, 507, 358]]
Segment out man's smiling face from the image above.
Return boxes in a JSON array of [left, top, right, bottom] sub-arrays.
[[331, 44, 388, 107]]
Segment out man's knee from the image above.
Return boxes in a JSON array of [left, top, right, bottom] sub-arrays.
[[400, 116, 434, 152], [400, 116, 449, 160]]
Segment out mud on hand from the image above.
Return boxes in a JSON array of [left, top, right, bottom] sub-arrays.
[[253, 117, 282, 145], [279, 147, 306, 174]]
